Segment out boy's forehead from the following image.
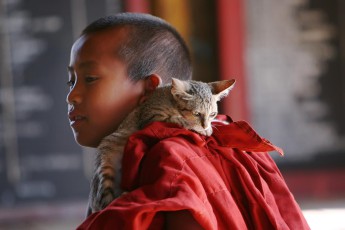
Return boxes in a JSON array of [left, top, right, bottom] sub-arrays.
[[74, 27, 129, 48], [71, 35, 87, 54], [70, 28, 128, 64]]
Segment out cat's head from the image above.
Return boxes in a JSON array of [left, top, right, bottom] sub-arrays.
[[171, 78, 235, 136]]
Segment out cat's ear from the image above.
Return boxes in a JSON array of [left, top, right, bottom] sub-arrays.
[[171, 78, 194, 101], [209, 79, 236, 101]]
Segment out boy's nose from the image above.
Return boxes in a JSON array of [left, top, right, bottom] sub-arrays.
[[66, 85, 82, 106]]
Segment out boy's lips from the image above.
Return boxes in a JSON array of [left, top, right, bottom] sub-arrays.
[[68, 112, 86, 127]]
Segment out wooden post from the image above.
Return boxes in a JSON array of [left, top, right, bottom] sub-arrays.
[[124, 0, 150, 13], [216, 0, 249, 121]]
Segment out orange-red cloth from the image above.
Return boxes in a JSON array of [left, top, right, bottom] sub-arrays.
[[77, 115, 310, 230]]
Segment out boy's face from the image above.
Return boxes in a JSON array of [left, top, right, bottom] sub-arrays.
[[67, 28, 145, 147]]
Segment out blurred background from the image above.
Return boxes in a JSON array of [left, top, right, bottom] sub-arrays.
[[0, 0, 344, 229]]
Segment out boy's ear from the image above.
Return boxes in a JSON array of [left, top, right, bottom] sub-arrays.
[[145, 74, 162, 91], [139, 74, 162, 104]]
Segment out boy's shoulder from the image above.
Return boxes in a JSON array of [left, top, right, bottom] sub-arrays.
[[126, 120, 206, 149], [121, 115, 283, 190], [127, 115, 231, 140], [126, 115, 283, 156]]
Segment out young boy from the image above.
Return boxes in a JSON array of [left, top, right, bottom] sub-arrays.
[[67, 13, 310, 229]]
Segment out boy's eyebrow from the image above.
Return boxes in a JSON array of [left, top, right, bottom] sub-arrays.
[[67, 61, 97, 72]]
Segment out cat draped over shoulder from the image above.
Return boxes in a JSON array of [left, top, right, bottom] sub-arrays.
[[88, 78, 236, 214]]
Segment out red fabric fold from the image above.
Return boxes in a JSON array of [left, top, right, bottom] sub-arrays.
[[77, 116, 309, 230], [211, 115, 284, 155]]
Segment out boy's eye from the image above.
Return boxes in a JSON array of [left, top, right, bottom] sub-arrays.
[[85, 76, 98, 83]]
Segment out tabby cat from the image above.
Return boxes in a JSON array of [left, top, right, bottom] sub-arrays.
[[89, 78, 236, 213]]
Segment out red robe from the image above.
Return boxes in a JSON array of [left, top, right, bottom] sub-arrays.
[[77, 115, 310, 230]]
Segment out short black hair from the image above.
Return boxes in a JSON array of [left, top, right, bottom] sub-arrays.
[[82, 13, 192, 84]]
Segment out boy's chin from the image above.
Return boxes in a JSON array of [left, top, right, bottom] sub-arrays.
[[74, 134, 100, 148]]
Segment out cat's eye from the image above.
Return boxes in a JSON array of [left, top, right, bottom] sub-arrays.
[[210, 112, 217, 117], [193, 112, 201, 117]]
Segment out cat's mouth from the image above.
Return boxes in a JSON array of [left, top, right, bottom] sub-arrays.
[[192, 127, 213, 137]]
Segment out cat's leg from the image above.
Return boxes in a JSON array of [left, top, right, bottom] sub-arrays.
[[88, 172, 100, 213], [89, 169, 97, 212], [92, 135, 125, 211], [91, 110, 139, 212]]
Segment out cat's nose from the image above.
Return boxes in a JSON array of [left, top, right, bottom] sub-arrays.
[[202, 120, 211, 130]]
